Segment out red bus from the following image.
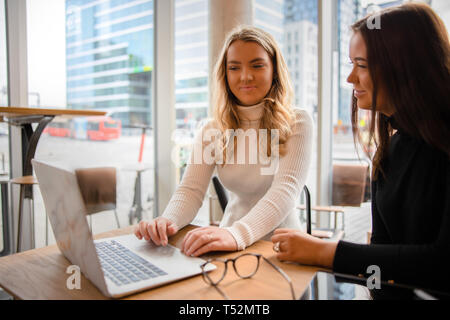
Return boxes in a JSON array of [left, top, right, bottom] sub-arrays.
[[72, 116, 121, 141], [45, 116, 121, 141], [85, 116, 121, 141], [44, 120, 71, 138]]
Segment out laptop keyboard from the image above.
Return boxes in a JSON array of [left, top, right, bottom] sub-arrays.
[[95, 240, 168, 286]]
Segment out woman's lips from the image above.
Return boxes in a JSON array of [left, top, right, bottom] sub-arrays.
[[354, 90, 366, 98], [240, 86, 257, 91]]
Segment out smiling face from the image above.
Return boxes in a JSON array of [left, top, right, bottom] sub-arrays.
[[226, 40, 274, 106], [347, 32, 392, 116]]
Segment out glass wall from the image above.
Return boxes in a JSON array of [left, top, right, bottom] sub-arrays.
[[280, 0, 318, 200], [432, 0, 450, 31], [0, 0, 8, 254], [173, 0, 210, 225], [331, 0, 369, 217], [27, 0, 155, 247], [255, 0, 285, 47], [174, 0, 209, 131]]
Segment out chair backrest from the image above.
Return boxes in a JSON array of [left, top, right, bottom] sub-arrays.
[[75, 167, 117, 215], [212, 176, 228, 213], [332, 163, 369, 206], [302, 185, 312, 235], [212, 177, 312, 235]]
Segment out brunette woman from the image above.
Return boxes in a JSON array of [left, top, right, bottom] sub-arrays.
[[271, 3, 450, 293]]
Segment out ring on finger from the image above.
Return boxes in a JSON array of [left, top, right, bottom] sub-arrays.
[[273, 241, 280, 252]]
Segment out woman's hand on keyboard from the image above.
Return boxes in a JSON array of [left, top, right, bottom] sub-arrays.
[[134, 217, 178, 246], [181, 226, 238, 257]]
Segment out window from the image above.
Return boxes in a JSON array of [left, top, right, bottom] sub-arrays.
[[257, 0, 319, 207], [432, 0, 450, 31], [174, 0, 209, 225], [27, 0, 155, 247], [175, 0, 209, 132], [0, 0, 8, 254]]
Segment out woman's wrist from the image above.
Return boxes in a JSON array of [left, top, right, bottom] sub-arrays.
[[316, 240, 338, 269]]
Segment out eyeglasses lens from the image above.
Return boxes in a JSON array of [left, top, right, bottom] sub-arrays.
[[234, 254, 259, 278]]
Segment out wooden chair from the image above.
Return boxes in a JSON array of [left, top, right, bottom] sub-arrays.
[[332, 163, 369, 206], [75, 167, 120, 233], [298, 185, 345, 240], [297, 162, 370, 240]]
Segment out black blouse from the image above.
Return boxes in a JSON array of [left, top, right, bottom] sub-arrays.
[[332, 119, 450, 293]]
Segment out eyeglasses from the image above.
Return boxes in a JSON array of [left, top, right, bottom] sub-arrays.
[[200, 253, 296, 300]]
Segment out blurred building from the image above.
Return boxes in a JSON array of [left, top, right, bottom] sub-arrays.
[[284, 0, 318, 118], [174, 0, 209, 130], [283, 18, 318, 115], [284, 0, 362, 127], [338, 0, 363, 127], [65, 0, 153, 126], [175, 0, 286, 130], [254, 0, 285, 47]]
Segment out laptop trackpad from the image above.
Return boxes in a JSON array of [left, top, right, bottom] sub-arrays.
[[112, 234, 207, 274]]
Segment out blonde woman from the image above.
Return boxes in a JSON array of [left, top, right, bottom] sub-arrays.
[[135, 26, 313, 257]]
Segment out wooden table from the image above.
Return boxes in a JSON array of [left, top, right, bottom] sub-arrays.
[[0, 225, 323, 300], [0, 106, 106, 178]]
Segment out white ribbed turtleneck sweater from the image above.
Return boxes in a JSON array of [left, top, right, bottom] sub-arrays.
[[162, 102, 313, 250]]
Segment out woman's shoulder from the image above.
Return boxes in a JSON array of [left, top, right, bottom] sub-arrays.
[[291, 108, 313, 132], [193, 118, 220, 136], [196, 117, 217, 130], [191, 118, 221, 144]]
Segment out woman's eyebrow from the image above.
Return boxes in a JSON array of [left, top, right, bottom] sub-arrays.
[[354, 57, 367, 62], [227, 58, 267, 64], [249, 58, 266, 63]]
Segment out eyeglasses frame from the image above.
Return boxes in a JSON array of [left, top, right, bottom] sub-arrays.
[[200, 252, 296, 300]]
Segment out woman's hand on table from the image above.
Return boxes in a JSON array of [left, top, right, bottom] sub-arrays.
[[181, 226, 237, 257], [271, 228, 338, 269], [134, 217, 178, 246]]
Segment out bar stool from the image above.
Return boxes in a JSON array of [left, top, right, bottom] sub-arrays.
[[10, 175, 47, 252], [123, 163, 153, 225], [122, 124, 153, 225]]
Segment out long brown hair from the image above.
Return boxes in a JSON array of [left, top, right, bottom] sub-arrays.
[[351, 2, 450, 179]]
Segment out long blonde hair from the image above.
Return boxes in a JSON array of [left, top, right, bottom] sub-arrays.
[[212, 25, 295, 163]]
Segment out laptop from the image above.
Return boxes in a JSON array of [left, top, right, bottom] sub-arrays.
[[32, 159, 215, 298]]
